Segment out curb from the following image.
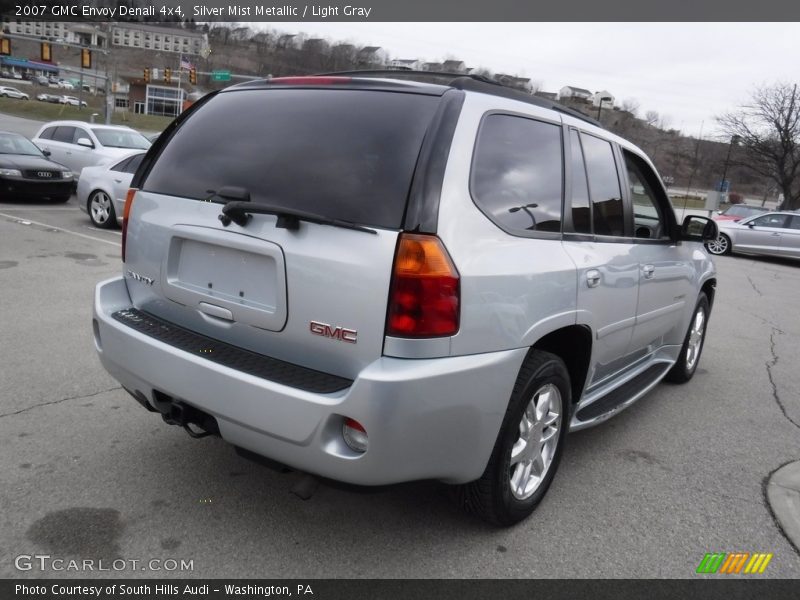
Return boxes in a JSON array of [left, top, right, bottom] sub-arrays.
[[766, 460, 800, 553]]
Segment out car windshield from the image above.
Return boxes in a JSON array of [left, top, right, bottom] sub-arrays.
[[0, 133, 44, 156], [92, 128, 151, 149]]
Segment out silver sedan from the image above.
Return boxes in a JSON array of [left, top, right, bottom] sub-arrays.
[[76, 151, 145, 228], [705, 211, 800, 259]]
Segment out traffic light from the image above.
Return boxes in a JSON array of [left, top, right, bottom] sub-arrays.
[[164, 68, 171, 83], [189, 67, 197, 85], [143, 68, 150, 83], [0, 38, 10, 56], [41, 42, 52, 62], [81, 48, 91, 69]]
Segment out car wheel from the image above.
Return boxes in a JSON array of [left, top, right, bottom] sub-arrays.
[[705, 233, 731, 255], [665, 293, 709, 384], [88, 190, 116, 228], [454, 350, 569, 526]]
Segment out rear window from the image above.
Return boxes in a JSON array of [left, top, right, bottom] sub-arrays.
[[142, 88, 441, 229]]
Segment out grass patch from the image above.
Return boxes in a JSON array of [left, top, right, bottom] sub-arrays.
[[669, 196, 708, 210], [0, 96, 173, 133]]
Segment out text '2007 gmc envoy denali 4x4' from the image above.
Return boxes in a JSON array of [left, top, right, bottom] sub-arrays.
[[92, 73, 718, 525]]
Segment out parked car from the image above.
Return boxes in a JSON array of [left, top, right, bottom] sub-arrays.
[[77, 151, 145, 228], [57, 80, 74, 90], [705, 211, 800, 258], [59, 95, 87, 107], [93, 75, 717, 525], [713, 204, 767, 222], [0, 86, 30, 100], [32, 121, 151, 177], [35, 75, 50, 86], [36, 93, 61, 103], [0, 131, 73, 202]]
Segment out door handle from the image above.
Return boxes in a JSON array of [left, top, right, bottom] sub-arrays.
[[114, 179, 122, 183], [586, 269, 601, 288], [642, 264, 655, 279], [771, 232, 781, 236]]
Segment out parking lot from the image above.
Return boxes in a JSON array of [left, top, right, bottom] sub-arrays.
[[0, 194, 797, 579]]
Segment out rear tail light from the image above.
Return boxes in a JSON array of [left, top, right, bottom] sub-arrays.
[[121, 188, 137, 262], [386, 233, 460, 337], [342, 417, 368, 453]]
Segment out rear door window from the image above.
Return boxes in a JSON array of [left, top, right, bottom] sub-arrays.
[[142, 88, 441, 229], [581, 133, 624, 237], [470, 113, 564, 234], [51, 126, 76, 143], [38, 127, 56, 140]]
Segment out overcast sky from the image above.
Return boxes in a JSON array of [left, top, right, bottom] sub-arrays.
[[252, 22, 797, 139]]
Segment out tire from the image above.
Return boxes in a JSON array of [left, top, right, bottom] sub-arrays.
[[88, 190, 117, 228], [454, 350, 570, 526], [705, 233, 731, 256], [665, 292, 709, 383]]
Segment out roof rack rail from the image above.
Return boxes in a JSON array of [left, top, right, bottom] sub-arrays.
[[319, 69, 603, 129]]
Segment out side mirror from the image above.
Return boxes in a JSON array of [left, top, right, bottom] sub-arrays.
[[680, 215, 718, 242], [747, 222, 755, 228], [76, 137, 94, 149], [42, 149, 51, 157]]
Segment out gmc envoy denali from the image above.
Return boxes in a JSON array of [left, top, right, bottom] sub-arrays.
[[93, 74, 718, 525]]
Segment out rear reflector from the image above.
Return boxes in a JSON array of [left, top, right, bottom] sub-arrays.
[[268, 76, 352, 85], [386, 234, 460, 337], [121, 188, 137, 262], [342, 417, 368, 453]]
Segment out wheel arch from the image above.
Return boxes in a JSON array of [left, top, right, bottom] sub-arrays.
[[529, 325, 593, 406]]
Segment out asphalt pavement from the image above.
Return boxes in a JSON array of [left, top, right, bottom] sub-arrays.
[[0, 196, 798, 579]]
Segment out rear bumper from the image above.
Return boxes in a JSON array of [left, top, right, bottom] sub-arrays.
[[93, 276, 527, 485]]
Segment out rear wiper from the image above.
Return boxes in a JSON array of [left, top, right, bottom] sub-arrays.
[[219, 200, 377, 235]]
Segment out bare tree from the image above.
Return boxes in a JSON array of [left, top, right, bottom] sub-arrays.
[[645, 110, 659, 127], [717, 83, 800, 210], [621, 98, 640, 116]]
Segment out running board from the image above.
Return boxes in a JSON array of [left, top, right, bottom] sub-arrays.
[[570, 363, 672, 430]]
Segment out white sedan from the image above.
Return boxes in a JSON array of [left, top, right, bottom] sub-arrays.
[[77, 151, 145, 228]]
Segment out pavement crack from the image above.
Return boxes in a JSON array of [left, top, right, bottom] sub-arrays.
[[0, 386, 122, 418], [746, 274, 763, 297], [766, 329, 800, 430]]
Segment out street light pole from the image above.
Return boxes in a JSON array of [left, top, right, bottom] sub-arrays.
[[596, 96, 610, 121], [719, 134, 741, 197]]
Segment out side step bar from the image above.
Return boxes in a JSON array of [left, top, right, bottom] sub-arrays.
[[572, 363, 671, 430]]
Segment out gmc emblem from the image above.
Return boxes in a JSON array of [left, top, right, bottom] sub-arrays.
[[309, 320, 357, 344]]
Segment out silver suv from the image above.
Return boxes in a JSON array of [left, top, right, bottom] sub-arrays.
[[32, 121, 150, 177], [93, 75, 718, 525]]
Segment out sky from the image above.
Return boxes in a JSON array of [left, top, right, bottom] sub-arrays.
[[247, 22, 798, 139]]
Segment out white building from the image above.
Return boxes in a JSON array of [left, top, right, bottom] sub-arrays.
[[592, 90, 615, 107], [559, 85, 592, 101], [111, 23, 208, 56]]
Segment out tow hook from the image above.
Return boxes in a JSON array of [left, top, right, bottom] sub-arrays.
[[161, 401, 219, 439]]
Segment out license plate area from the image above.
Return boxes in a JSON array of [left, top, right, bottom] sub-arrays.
[[163, 227, 287, 331]]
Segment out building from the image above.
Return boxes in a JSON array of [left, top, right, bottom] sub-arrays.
[[110, 23, 208, 56], [592, 90, 615, 107], [388, 59, 421, 71], [123, 75, 187, 117], [442, 60, 467, 73], [559, 85, 593, 101]]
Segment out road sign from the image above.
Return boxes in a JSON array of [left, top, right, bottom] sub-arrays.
[[212, 70, 231, 81]]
